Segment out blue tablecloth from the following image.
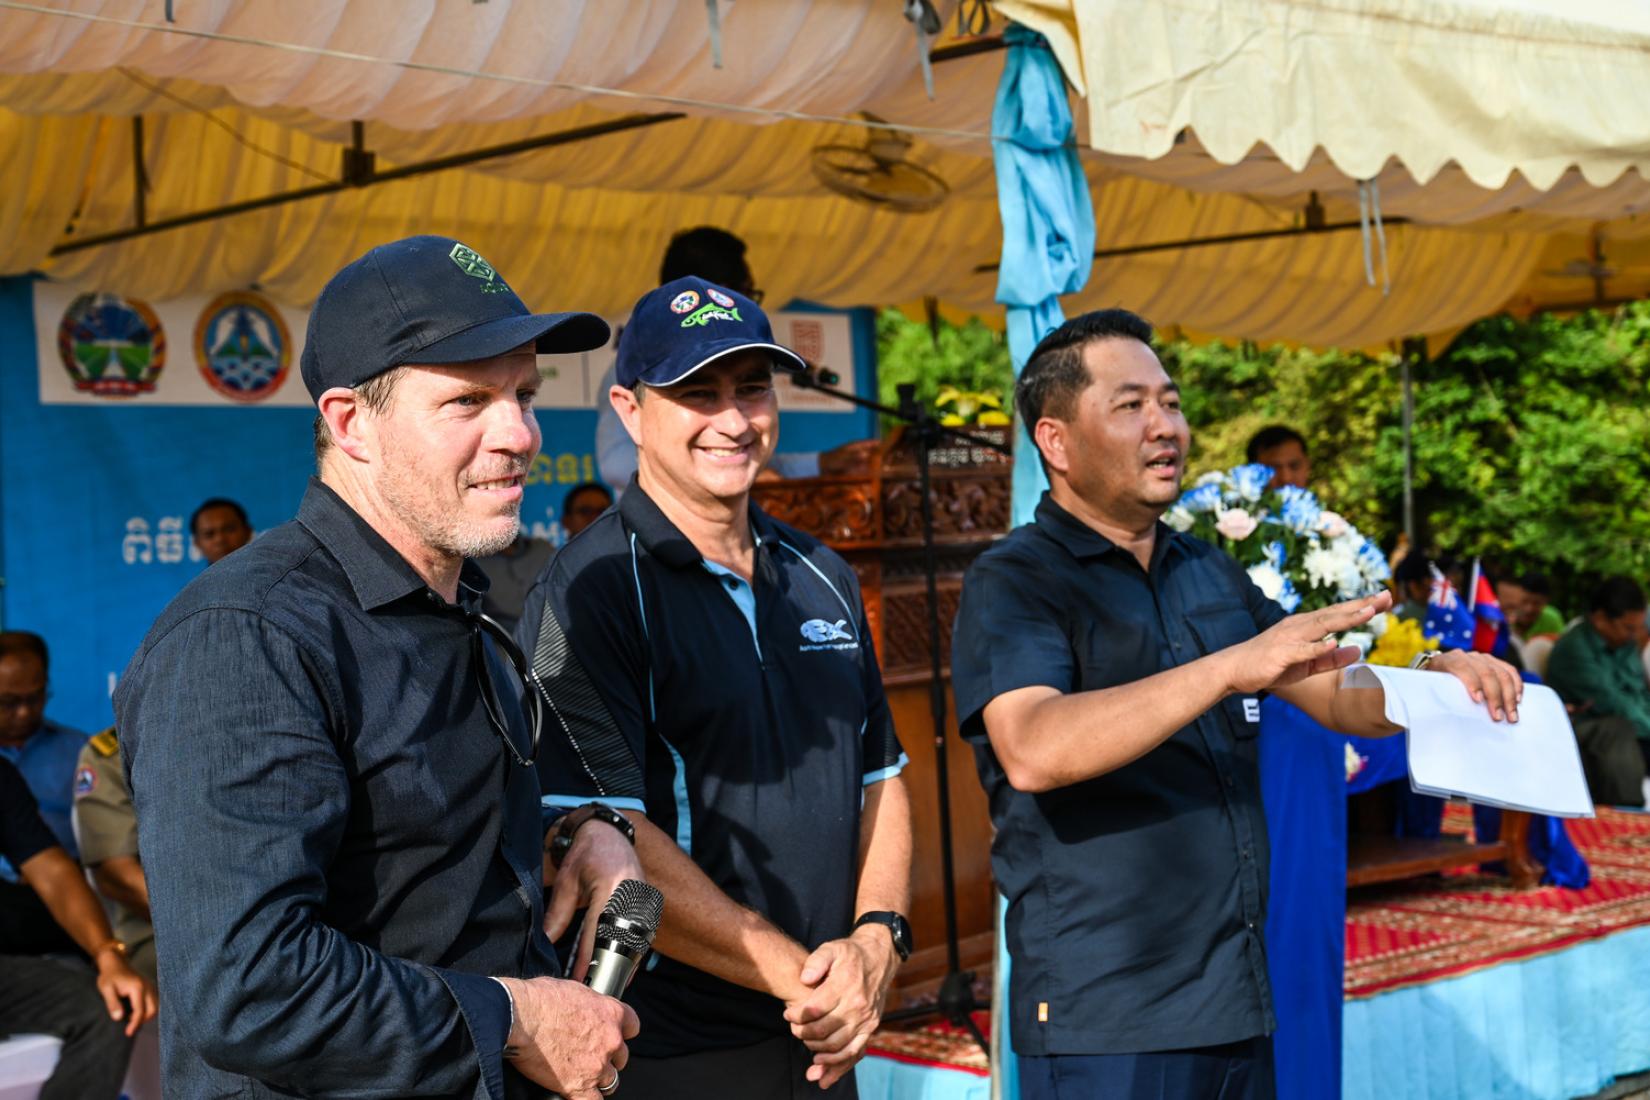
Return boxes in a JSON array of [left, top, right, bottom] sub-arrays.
[[1261, 692, 1590, 1100]]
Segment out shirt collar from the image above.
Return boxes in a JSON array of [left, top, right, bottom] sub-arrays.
[[296, 478, 489, 612], [1033, 491, 1182, 574], [619, 475, 778, 570]]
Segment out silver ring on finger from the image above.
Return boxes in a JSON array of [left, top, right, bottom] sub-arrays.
[[598, 1068, 620, 1096]]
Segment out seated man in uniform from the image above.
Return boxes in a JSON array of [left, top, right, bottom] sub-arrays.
[[1545, 575, 1650, 805], [72, 727, 156, 983]]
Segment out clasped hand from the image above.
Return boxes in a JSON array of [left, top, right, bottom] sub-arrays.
[[783, 926, 900, 1090]]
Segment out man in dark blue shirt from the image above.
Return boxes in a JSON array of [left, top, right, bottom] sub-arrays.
[[952, 309, 1522, 1100], [519, 278, 912, 1099], [0, 756, 155, 1100], [115, 236, 640, 1100]]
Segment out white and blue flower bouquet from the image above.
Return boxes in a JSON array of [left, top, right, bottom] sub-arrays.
[[1165, 464, 1391, 626]]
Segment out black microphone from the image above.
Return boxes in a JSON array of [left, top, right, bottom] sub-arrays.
[[790, 364, 842, 389], [583, 879, 664, 998]]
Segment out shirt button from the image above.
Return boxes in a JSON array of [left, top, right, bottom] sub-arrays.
[[1247, 920, 1258, 931], [1225, 775, 1236, 788], [724, 577, 738, 589], [1241, 847, 1253, 861]]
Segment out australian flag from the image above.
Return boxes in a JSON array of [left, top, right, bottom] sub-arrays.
[[1423, 565, 1475, 651]]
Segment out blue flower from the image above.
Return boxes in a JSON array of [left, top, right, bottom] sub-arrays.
[[1263, 540, 1287, 569], [1229, 463, 1272, 502], [1179, 483, 1223, 514], [1277, 577, 1303, 613], [1276, 485, 1323, 535], [1355, 537, 1390, 583]]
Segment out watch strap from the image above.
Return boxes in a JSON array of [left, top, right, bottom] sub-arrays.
[[853, 910, 913, 961], [547, 802, 636, 868]]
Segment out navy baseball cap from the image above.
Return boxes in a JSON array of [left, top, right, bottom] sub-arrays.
[[300, 235, 611, 400], [615, 276, 806, 389]]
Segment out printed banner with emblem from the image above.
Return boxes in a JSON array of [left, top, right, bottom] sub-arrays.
[[36, 282, 857, 412]]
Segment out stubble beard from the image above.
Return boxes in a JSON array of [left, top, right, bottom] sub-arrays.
[[378, 450, 523, 561]]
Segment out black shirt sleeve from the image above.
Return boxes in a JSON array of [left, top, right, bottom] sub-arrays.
[[0, 756, 58, 868], [951, 552, 1078, 743]]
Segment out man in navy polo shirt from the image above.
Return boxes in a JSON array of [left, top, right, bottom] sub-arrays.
[[519, 277, 913, 1099], [952, 309, 1522, 1100]]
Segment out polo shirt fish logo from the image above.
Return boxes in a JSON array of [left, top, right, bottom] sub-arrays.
[[799, 618, 857, 651], [448, 243, 510, 294]]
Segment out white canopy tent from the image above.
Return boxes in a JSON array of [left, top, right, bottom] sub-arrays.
[[1, 0, 1649, 350]]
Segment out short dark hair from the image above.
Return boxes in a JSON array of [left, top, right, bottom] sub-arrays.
[[0, 631, 48, 673], [190, 497, 250, 536], [1590, 575, 1646, 618], [1517, 572, 1552, 598], [659, 227, 752, 292], [1246, 425, 1308, 463], [1393, 553, 1433, 586], [1015, 308, 1155, 430], [561, 482, 613, 520]]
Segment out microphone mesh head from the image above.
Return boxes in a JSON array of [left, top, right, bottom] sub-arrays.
[[600, 879, 664, 951]]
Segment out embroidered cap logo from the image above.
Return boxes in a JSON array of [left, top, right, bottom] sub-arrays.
[[448, 243, 510, 294], [680, 303, 742, 328]]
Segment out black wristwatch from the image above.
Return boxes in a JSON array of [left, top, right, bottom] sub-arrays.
[[546, 802, 636, 868], [853, 911, 914, 962]]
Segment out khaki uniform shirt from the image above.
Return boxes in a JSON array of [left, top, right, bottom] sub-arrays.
[[72, 728, 156, 982]]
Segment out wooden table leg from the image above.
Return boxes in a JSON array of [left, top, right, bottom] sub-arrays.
[[1499, 810, 1544, 889]]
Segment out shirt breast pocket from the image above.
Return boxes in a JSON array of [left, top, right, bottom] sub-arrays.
[[1185, 600, 1264, 740]]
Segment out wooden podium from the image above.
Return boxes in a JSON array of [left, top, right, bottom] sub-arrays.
[[752, 427, 1011, 996]]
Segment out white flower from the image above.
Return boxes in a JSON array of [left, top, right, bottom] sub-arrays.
[[1214, 507, 1259, 541], [1164, 506, 1195, 532], [1368, 612, 1389, 638], [1301, 544, 1347, 590], [1195, 470, 1226, 488], [1340, 630, 1374, 657], [1318, 510, 1349, 538], [1247, 562, 1286, 602]]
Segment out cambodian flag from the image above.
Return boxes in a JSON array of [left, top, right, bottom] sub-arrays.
[[1467, 559, 1509, 656], [1424, 565, 1474, 651]]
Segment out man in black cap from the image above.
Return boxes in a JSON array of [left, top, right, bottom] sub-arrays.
[[519, 277, 913, 1098], [115, 236, 640, 1100]]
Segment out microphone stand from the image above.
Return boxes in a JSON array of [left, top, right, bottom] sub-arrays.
[[789, 369, 1009, 1058]]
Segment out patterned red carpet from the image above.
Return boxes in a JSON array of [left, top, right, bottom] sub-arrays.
[[866, 1010, 991, 1075], [862, 808, 1650, 1072], [1345, 805, 1650, 998]]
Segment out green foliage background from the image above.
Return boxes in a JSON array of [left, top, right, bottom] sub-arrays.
[[877, 304, 1650, 604]]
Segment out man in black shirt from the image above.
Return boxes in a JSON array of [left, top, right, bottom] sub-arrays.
[[521, 277, 912, 1098], [116, 236, 640, 1100], [952, 309, 1521, 1100], [0, 757, 155, 1100]]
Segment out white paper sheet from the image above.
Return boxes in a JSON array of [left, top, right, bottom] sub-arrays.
[[1341, 664, 1595, 818]]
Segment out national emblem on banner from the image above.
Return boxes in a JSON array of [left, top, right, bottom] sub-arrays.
[[57, 293, 166, 397], [194, 291, 291, 402]]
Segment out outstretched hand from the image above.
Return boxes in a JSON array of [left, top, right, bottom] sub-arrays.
[[1223, 590, 1392, 695]]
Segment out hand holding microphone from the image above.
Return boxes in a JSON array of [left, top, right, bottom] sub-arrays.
[[505, 880, 662, 1099]]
